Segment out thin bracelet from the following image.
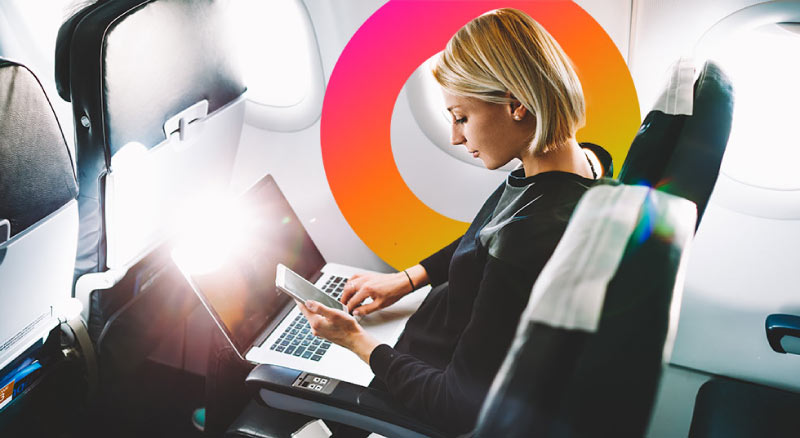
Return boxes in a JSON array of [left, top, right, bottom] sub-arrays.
[[403, 270, 416, 291]]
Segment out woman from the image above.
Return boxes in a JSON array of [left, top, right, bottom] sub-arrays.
[[298, 8, 603, 434]]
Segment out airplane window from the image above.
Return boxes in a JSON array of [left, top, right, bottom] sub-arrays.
[[706, 22, 800, 190], [229, 0, 325, 131], [695, 1, 800, 192], [0, 0, 72, 72], [405, 54, 518, 171]]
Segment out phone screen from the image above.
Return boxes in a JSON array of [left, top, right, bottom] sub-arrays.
[[277, 264, 345, 311]]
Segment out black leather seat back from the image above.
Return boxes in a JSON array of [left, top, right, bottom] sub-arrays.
[[473, 186, 694, 438], [0, 59, 77, 238], [55, 0, 245, 278], [56, 0, 246, 344]]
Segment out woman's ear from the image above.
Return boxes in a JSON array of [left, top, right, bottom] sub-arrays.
[[509, 98, 528, 121]]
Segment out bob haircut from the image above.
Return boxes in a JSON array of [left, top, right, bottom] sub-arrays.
[[433, 8, 585, 155]]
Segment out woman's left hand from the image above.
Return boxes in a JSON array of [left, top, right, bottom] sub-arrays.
[[296, 300, 380, 363]]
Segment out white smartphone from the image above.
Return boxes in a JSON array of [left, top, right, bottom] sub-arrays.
[[275, 263, 345, 312]]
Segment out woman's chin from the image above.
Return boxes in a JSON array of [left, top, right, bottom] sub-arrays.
[[482, 159, 504, 171]]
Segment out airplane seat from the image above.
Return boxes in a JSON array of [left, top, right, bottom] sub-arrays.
[[0, 58, 90, 435], [54, 0, 246, 380], [223, 60, 733, 438]]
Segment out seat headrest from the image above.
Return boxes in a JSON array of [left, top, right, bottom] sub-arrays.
[[62, 0, 245, 155], [0, 59, 78, 239], [55, 0, 107, 102], [618, 60, 734, 229], [581, 142, 614, 177], [657, 61, 734, 226]]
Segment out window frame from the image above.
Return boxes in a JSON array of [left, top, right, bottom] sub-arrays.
[[240, 0, 326, 132]]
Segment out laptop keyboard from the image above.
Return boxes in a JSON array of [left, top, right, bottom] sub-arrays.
[[269, 274, 349, 361], [320, 274, 348, 300]]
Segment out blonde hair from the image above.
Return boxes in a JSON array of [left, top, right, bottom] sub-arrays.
[[433, 8, 585, 155]]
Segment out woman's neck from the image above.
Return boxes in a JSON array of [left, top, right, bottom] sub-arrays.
[[519, 138, 594, 179]]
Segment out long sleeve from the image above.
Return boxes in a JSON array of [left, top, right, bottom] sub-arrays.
[[418, 236, 462, 288], [370, 235, 559, 434], [418, 182, 506, 288]]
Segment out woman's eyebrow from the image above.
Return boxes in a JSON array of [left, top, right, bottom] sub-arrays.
[[446, 105, 460, 112]]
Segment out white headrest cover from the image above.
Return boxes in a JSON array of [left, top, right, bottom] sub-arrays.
[[523, 184, 696, 332]]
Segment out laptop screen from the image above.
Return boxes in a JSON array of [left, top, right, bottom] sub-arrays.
[[180, 175, 326, 354]]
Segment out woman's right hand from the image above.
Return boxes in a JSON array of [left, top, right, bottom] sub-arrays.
[[340, 271, 413, 316]]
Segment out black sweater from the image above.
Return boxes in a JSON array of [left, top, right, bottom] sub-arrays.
[[368, 168, 597, 434]]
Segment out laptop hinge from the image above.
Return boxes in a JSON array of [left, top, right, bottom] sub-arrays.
[[253, 297, 293, 348], [309, 269, 324, 284]]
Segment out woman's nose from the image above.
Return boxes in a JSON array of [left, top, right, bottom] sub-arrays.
[[451, 125, 465, 146]]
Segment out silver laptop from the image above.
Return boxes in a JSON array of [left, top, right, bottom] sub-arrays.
[[174, 175, 427, 386]]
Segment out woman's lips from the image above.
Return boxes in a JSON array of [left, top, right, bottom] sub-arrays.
[[472, 151, 479, 158]]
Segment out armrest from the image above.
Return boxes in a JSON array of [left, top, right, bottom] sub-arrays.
[[766, 314, 800, 354], [0, 218, 9, 243], [245, 364, 446, 438]]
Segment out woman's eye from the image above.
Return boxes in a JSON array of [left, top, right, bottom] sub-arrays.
[[454, 117, 467, 124]]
